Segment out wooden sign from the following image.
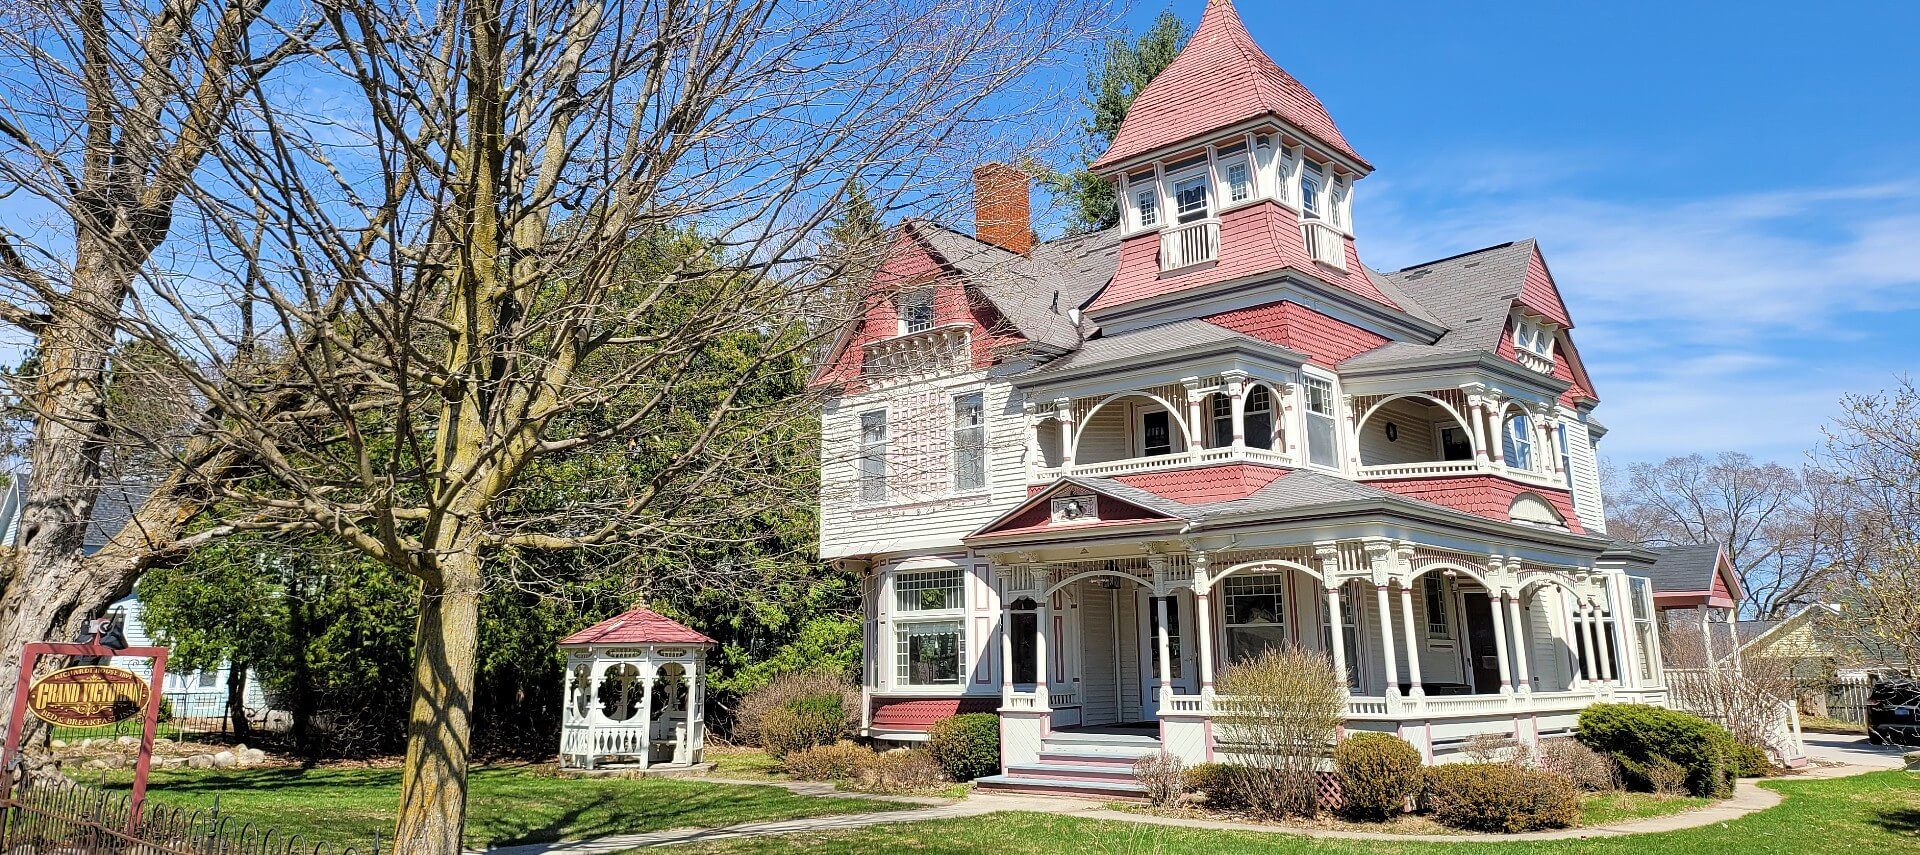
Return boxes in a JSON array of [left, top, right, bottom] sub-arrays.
[[27, 665, 149, 728]]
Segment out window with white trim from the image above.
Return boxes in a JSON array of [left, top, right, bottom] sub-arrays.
[[857, 410, 887, 504], [1173, 174, 1210, 224], [1299, 162, 1324, 219], [951, 392, 985, 492], [892, 567, 965, 686], [900, 289, 935, 334], [1330, 177, 1350, 229], [1209, 393, 1233, 448], [1502, 412, 1533, 470], [1225, 160, 1252, 204], [1303, 376, 1339, 468], [1558, 423, 1573, 489], [1512, 315, 1555, 359], [1223, 573, 1288, 663], [1245, 385, 1274, 450], [1135, 187, 1159, 228], [1630, 576, 1660, 683], [1423, 575, 1451, 639]]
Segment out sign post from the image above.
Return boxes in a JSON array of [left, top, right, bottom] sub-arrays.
[[3, 625, 167, 828]]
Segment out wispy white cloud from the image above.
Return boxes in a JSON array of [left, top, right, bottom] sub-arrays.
[[1359, 154, 1920, 464]]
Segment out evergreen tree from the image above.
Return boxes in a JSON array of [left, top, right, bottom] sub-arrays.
[[1045, 10, 1189, 234]]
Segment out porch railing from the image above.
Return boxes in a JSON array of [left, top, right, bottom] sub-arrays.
[[1300, 220, 1346, 269], [1354, 458, 1567, 490], [1035, 445, 1297, 482], [1144, 687, 1608, 721]]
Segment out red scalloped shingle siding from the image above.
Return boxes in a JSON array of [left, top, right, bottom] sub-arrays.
[[1204, 299, 1389, 367], [1364, 475, 1584, 534], [1093, 0, 1362, 170], [811, 229, 1023, 391], [1090, 202, 1397, 315], [1110, 463, 1289, 504], [870, 697, 998, 731], [1519, 246, 1572, 327], [1495, 320, 1598, 407], [560, 606, 715, 646]]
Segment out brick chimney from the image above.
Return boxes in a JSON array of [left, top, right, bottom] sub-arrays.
[[973, 163, 1033, 255]]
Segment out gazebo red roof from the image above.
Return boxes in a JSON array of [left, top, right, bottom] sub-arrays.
[[1092, 0, 1365, 171], [559, 606, 715, 646]]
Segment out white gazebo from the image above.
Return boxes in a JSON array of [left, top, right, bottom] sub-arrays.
[[558, 605, 713, 771]]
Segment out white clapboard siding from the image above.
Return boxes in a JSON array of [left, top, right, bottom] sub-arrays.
[[1357, 399, 1442, 466]]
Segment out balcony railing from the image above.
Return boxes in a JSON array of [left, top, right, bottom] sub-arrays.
[[1159, 219, 1219, 271], [1515, 349, 1553, 374], [1034, 445, 1295, 481], [1354, 458, 1567, 490], [1300, 219, 1346, 270]]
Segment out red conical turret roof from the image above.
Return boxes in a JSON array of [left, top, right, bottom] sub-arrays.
[[1092, 0, 1365, 171]]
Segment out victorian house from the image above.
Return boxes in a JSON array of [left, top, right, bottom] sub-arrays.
[[813, 0, 1669, 797]]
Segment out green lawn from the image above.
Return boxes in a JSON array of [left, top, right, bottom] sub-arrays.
[[96, 764, 902, 849], [1577, 791, 1710, 826], [665, 771, 1920, 854]]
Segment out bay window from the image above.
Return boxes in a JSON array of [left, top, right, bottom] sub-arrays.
[[1173, 174, 1210, 223], [1502, 412, 1533, 470], [893, 567, 964, 686], [1304, 376, 1339, 468]]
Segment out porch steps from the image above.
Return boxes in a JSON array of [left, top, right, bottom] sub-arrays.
[[975, 730, 1160, 800]]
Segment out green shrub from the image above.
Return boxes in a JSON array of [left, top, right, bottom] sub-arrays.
[[780, 740, 872, 780], [1421, 763, 1580, 832], [926, 713, 999, 781], [759, 699, 848, 759], [1618, 755, 1689, 795], [1729, 740, 1773, 778], [1184, 763, 1255, 811], [1334, 733, 1423, 821], [1575, 703, 1733, 798]]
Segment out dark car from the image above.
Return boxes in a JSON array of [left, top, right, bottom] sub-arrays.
[[1866, 676, 1920, 747]]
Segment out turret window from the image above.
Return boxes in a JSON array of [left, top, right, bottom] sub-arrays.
[[1173, 174, 1210, 223], [1300, 164, 1324, 219], [1245, 385, 1274, 450], [900, 289, 934, 334], [1226, 160, 1252, 204], [1502, 413, 1534, 470], [1135, 188, 1159, 228]]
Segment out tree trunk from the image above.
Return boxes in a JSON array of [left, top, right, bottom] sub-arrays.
[[289, 573, 314, 762], [227, 659, 251, 740], [390, 553, 484, 855]]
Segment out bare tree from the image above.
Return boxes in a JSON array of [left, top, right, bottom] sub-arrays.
[[1605, 452, 1831, 618], [0, 0, 309, 755], [102, 0, 1103, 849], [1815, 378, 1920, 675]]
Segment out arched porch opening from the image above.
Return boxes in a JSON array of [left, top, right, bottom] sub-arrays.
[[1072, 392, 1191, 465], [1354, 393, 1477, 468]]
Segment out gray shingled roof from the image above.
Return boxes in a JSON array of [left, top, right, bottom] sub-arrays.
[[1018, 319, 1305, 379], [915, 223, 1116, 351], [1374, 240, 1536, 357], [1072, 467, 1497, 526], [83, 481, 153, 554], [1642, 543, 1726, 594]]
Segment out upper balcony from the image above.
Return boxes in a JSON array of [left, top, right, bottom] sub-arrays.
[[1027, 377, 1296, 482], [1348, 388, 1568, 491]]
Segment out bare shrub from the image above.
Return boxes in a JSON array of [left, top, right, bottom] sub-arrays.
[[1461, 732, 1531, 766], [1534, 739, 1620, 791], [1132, 751, 1186, 807], [1213, 646, 1346, 818], [734, 671, 860, 747], [849, 749, 948, 793], [1665, 654, 1799, 765], [780, 741, 872, 781]]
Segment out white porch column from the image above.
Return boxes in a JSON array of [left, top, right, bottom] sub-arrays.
[[1054, 400, 1075, 471], [1465, 388, 1492, 464], [1226, 371, 1248, 450], [1506, 591, 1534, 695], [1397, 580, 1424, 699], [1326, 583, 1349, 687], [1151, 557, 1174, 705], [1000, 603, 1015, 704], [1035, 592, 1052, 707], [1193, 552, 1216, 695], [1579, 598, 1601, 687], [637, 673, 656, 770], [1183, 378, 1206, 456], [1488, 587, 1514, 695], [1594, 596, 1616, 684], [1375, 582, 1399, 697]]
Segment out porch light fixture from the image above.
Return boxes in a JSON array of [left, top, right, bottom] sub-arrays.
[[1385, 422, 1398, 442]]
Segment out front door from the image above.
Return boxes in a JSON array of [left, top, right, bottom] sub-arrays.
[[1463, 593, 1502, 692], [1137, 589, 1198, 718]]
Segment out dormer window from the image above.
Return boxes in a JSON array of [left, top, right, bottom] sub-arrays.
[[1135, 187, 1159, 228], [1173, 174, 1210, 223], [1512, 314, 1555, 359], [900, 289, 934, 334]]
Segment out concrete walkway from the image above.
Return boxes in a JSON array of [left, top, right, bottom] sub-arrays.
[[478, 738, 1907, 852]]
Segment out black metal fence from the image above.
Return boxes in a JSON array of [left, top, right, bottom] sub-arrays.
[[0, 771, 372, 855]]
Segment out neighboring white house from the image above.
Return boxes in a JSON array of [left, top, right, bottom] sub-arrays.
[[812, 0, 1672, 797], [0, 477, 266, 719]]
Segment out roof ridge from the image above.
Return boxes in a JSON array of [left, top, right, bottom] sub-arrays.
[[1390, 240, 1525, 273]]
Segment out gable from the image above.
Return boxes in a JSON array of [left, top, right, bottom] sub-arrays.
[[1204, 299, 1389, 366], [968, 482, 1177, 540], [1518, 246, 1573, 327]]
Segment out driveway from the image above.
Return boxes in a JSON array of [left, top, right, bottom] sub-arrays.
[[1801, 734, 1909, 771]]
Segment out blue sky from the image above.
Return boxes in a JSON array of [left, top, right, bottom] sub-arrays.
[[1106, 0, 1920, 466]]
